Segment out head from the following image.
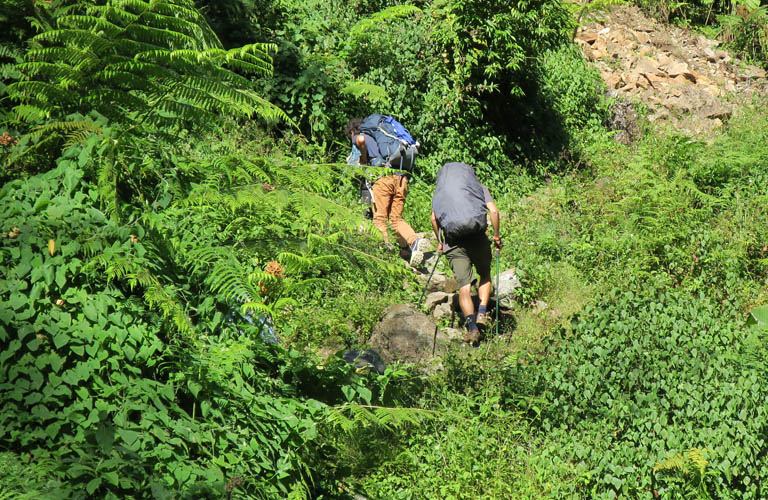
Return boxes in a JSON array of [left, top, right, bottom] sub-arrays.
[[346, 118, 363, 141]]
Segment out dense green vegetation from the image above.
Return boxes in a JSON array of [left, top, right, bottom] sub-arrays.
[[2, 0, 768, 499]]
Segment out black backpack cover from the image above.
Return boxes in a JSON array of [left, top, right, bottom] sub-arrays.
[[432, 162, 488, 240]]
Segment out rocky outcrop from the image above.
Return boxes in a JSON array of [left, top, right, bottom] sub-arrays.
[[369, 304, 456, 363], [576, 6, 767, 138]]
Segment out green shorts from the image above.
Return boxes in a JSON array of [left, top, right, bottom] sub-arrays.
[[444, 234, 492, 288]]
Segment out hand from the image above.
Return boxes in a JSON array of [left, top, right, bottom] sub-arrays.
[[493, 235, 503, 250], [437, 242, 443, 253]]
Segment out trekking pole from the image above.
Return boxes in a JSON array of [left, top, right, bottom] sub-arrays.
[[418, 249, 442, 307], [495, 248, 500, 338]]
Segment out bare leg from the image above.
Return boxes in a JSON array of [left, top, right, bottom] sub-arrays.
[[458, 284, 475, 319], [477, 275, 491, 308]]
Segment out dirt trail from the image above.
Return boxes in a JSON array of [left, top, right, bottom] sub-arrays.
[[576, 6, 768, 138]]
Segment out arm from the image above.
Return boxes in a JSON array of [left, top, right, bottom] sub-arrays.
[[355, 134, 369, 165], [487, 201, 502, 250], [431, 210, 443, 253]]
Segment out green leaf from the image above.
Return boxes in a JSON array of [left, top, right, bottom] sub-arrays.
[[357, 386, 372, 405], [104, 470, 119, 487], [55, 266, 67, 288], [173, 465, 191, 484], [83, 302, 98, 322], [42, 265, 54, 286], [341, 385, 355, 402], [8, 293, 26, 310], [747, 305, 768, 326], [117, 428, 141, 450], [86, 477, 102, 495], [53, 332, 72, 349]]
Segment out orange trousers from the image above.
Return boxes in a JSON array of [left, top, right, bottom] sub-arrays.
[[371, 174, 418, 247]]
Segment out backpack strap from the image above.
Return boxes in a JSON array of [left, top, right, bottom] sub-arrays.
[[377, 125, 410, 147]]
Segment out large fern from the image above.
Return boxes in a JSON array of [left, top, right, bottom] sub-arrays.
[[9, 0, 285, 130]]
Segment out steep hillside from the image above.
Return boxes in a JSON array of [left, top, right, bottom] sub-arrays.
[[577, 6, 767, 138]]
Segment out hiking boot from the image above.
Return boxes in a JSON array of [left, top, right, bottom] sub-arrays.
[[463, 329, 481, 345], [476, 312, 488, 330], [409, 238, 430, 267]]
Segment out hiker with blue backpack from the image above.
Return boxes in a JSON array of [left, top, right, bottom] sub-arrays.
[[431, 162, 502, 346], [346, 115, 430, 266]]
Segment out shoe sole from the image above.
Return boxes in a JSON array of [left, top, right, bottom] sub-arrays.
[[409, 239, 430, 267]]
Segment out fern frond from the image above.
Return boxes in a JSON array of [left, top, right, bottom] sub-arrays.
[[341, 80, 390, 105], [350, 5, 422, 40], [93, 4, 140, 26], [6, 80, 72, 104], [324, 404, 429, 434], [27, 46, 99, 67], [28, 119, 102, 141], [62, 14, 124, 38], [34, 29, 113, 54], [12, 104, 49, 122], [17, 62, 86, 89], [125, 23, 197, 49], [240, 301, 272, 316]]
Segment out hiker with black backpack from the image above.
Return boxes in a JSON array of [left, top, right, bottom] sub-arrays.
[[431, 162, 502, 346], [345, 115, 430, 266]]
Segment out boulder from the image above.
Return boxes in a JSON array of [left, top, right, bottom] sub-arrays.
[[495, 269, 521, 310], [369, 304, 456, 363], [427, 272, 459, 294], [433, 302, 453, 321], [424, 291, 451, 312]]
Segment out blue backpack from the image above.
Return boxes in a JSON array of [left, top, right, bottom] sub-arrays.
[[360, 114, 419, 171]]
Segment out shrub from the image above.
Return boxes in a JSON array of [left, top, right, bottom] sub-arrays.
[[509, 283, 768, 499], [0, 161, 320, 498]]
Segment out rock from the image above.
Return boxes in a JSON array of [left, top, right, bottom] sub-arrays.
[[635, 31, 650, 44], [442, 327, 465, 342], [495, 269, 521, 310], [422, 250, 440, 271], [425, 291, 451, 312], [744, 65, 767, 79], [704, 47, 717, 62], [715, 49, 730, 61], [343, 349, 386, 374], [703, 85, 723, 97], [577, 31, 598, 45], [533, 300, 548, 314], [665, 61, 689, 77], [369, 304, 455, 363], [427, 273, 458, 294], [657, 52, 674, 66], [643, 72, 664, 88], [604, 73, 624, 89], [433, 302, 453, 320], [703, 104, 731, 120], [635, 56, 661, 75], [607, 98, 640, 145]]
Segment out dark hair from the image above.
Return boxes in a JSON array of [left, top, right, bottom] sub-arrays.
[[345, 118, 363, 138]]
